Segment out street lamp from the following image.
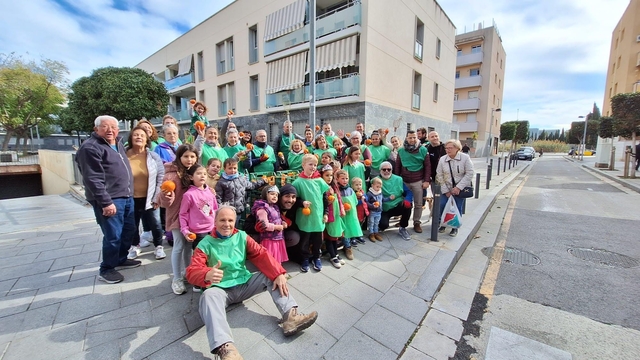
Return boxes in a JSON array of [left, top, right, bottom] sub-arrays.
[[486, 108, 501, 163], [578, 114, 588, 161]]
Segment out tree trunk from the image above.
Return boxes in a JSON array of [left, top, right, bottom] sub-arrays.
[[2, 129, 13, 151], [631, 131, 637, 179]]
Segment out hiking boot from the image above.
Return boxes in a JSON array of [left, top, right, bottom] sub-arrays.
[[438, 226, 447, 233], [374, 233, 384, 241], [98, 269, 124, 284], [282, 307, 318, 337], [214, 342, 243, 360], [413, 223, 423, 233], [344, 248, 354, 260], [368, 234, 377, 242], [449, 228, 458, 237], [115, 259, 141, 270]]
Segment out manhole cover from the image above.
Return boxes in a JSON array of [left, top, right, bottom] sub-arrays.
[[568, 248, 639, 268], [481, 247, 540, 265]]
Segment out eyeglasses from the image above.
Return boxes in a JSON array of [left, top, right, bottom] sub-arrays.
[[381, 169, 391, 172]]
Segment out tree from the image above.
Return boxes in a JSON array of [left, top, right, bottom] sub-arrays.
[[610, 92, 640, 178], [588, 102, 601, 121], [568, 120, 599, 147], [539, 129, 547, 141], [0, 53, 68, 151], [500, 122, 517, 142], [65, 67, 169, 132], [598, 116, 615, 139], [513, 120, 530, 146], [559, 128, 566, 142]]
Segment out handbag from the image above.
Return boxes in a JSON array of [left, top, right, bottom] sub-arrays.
[[448, 161, 473, 198]]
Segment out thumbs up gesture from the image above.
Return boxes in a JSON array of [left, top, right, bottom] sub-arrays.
[[205, 260, 224, 284]]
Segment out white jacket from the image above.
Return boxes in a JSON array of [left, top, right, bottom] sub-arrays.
[[435, 152, 474, 194], [143, 150, 165, 210]]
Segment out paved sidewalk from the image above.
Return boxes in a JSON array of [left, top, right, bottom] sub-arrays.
[[0, 157, 530, 360], [571, 157, 640, 193]]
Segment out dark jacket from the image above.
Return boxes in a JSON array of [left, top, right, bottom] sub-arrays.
[[427, 142, 446, 182], [274, 132, 304, 155], [76, 132, 132, 207], [215, 175, 266, 214]]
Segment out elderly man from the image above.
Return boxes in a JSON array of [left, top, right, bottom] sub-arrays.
[[76, 115, 140, 284], [245, 129, 277, 173], [274, 120, 303, 160], [338, 122, 368, 147], [186, 205, 318, 359], [378, 161, 414, 240]]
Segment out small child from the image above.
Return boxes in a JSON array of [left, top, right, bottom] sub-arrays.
[[343, 146, 367, 194], [318, 151, 334, 171], [352, 177, 367, 244], [320, 165, 347, 267], [190, 101, 209, 136], [366, 177, 394, 242], [215, 158, 266, 223], [335, 170, 364, 249], [286, 139, 307, 172], [179, 164, 218, 250], [251, 186, 288, 263], [205, 158, 222, 192]]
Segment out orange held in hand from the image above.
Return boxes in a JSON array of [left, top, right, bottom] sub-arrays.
[[384, 128, 389, 135], [346, 133, 351, 138], [373, 201, 380, 207], [328, 195, 335, 202], [187, 233, 196, 240], [364, 159, 372, 166], [228, 110, 234, 116], [315, 125, 320, 131], [189, 99, 196, 105], [304, 148, 309, 154], [302, 207, 311, 216], [238, 132, 245, 137], [365, 139, 372, 145], [194, 121, 206, 131], [344, 203, 352, 211], [245, 143, 254, 150], [278, 152, 284, 157], [161, 180, 176, 193]]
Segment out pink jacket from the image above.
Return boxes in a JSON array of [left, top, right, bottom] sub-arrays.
[[179, 185, 218, 236]]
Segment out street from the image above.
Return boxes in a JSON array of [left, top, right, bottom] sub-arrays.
[[457, 155, 640, 359]]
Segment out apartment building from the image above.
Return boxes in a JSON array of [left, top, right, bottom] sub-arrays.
[[453, 23, 505, 157], [135, 0, 457, 143]]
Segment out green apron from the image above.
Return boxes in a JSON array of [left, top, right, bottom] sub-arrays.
[[313, 147, 337, 160], [279, 134, 293, 159], [252, 145, 276, 173], [381, 174, 404, 211], [344, 161, 367, 193], [341, 191, 363, 238], [201, 143, 229, 167], [292, 177, 329, 232], [287, 152, 304, 172], [398, 146, 428, 172], [223, 143, 247, 172], [368, 145, 391, 170], [197, 231, 250, 289], [325, 191, 344, 238]]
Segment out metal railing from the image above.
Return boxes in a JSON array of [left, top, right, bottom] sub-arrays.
[[266, 74, 360, 108]]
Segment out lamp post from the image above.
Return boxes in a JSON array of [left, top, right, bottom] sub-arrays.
[[578, 115, 588, 161], [486, 108, 501, 163]]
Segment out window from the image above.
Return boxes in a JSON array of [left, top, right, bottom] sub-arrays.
[[612, 63, 616, 73], [216, 37, 235, 74], [414, 18, 424, 60], [495, 74, 497, 83], [455, 70, 460, 79], [406, 123, 414, 132], [248, 25, 259, 64], [614, 82, 618, 95], [500, 59, 503, 69], [621, 28, 625, 40], [197, 51, 204, 81], [454, 93, 459, 101], [433, 82, 439, 102], [412, 71, 422, 110], [467, 113, 476, 122], [428, 126, 435, 133], [249, 75, 259, 111], [218, 82, 236, 116], [493, 94, 496, 104], [199, 90, 205, 103], [617, 56, 621, 68], [615, 37, 619, 49], [457, 49, 462, 56], [499, 79, 501, 88], [436, 38, 441, 59], [468, 90, 478, 99], [471, 45, 482, 53], [470, 68, 480, 76], [609, 87, 613, 98]]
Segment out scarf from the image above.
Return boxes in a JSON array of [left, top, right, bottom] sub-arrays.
[[403, 139, 419, 152], [205, 140, 218, 147], [255, 141, 266, 148], [299, 170, 321, 179], [222, 172, 239, 180], [369, 188, 382, 196], [331, 183, 345, 217]]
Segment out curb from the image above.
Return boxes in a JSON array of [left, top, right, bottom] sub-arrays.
[[581, 164, 640, 194]]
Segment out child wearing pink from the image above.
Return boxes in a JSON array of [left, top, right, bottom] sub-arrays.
[[179, 165, 219, 250], [251, 185, 288, 263]]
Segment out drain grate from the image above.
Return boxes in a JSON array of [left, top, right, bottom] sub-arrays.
[[568, 248, 639, 268], [481, 247, 540, 266]]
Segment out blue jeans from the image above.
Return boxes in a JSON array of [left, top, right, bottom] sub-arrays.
[[439, 195, 465, 224], [90, 197, 136, 274], [368, 212, 381, 233]]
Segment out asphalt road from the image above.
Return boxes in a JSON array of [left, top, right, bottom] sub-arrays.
[[458, 155, 640, 359]]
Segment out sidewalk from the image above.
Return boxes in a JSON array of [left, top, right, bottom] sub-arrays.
[[568, 156, 640, 193], [0, 157, 530, 360]]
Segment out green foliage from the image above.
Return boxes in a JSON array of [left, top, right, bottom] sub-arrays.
[[598, 116, 615, 139], [499, 122, 517, 141], [610, 92, 640, 138], [513, 121, 530, 144], [559, 128, 566, 142], [531, 140, 570, 153], [588, 102, 601, 121], [65, 67, 169, 133], [568, 120, 599, 145]]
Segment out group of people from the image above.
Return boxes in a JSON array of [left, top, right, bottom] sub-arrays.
[[75, 102, 474, 359]]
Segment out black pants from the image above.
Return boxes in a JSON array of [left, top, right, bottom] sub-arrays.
[[299, 231, 322, 261], [379, 204, 411, 231], [132, 197, 163, 247]]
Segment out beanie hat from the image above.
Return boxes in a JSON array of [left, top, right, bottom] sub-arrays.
[[279, 184, 297, 197]]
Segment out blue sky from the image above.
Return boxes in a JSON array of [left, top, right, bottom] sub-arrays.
[[0, 0, 631, 130]]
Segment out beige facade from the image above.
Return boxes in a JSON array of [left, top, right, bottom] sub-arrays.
[[453, 24, 506, 157], [135, 0, 456, 142]]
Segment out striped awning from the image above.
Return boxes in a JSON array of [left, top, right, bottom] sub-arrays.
[[266, 51, 308, 94], [264, 0, 306, 41], [453, 109, 478, 114], [315, 35, 358, 72]]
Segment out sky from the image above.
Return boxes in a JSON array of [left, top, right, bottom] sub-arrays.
[[0, 0, 632, 130]]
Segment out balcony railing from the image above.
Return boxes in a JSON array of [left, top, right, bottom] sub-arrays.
[[456, 51, 483, 67], [164, 72, 195, 91], [264, 1, 361, 56], [266, 74, 360, 108], [454, 98, 481, 111], [455, 75, 482, 89]]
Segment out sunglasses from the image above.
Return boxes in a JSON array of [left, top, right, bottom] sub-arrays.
[[381, 169, 391, 172]]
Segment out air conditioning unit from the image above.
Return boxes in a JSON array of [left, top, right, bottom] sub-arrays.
[[636, 35, 640, 42]]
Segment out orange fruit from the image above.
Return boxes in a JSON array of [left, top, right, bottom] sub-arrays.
[[187, 233, 196, 240], [160, 180, 176, 192], [238, 132, 245, 137], [194, 121, 205, 131], [344, 203, 351, 211], [328, 195, 335, 202], [346, 133, 351, 138], [227, 110, 234, 116], [315, 125, 320, 131], [302, 207, 311, 216], [373, 201, 380, 207], [245, 143, 254, 150], [278, 152, 284, 157], [364, 159, 372, 166], [304, 148, 309, 154], [189, 99, 196, 105], [384, 128, 389, 135], [365, 139, 372, 145]]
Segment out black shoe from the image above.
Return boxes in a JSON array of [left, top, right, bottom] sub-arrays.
[[438, 226, 446, 233], [449, 229, 458, 237], [115, 259, 142, 270], [98, 269, 124, 284]]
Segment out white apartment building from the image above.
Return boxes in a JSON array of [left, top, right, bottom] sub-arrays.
[[136, 0, 457, 142]]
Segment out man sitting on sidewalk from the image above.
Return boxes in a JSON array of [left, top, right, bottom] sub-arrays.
[[186, 205, 318, 359]]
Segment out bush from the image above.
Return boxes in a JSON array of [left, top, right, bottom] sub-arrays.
[[530, 140, 570, 153]]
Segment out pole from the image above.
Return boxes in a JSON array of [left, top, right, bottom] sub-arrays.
[[486, 110, 494, 163], [497, 157, 501, 175], [474, 173, 480, 199], [430, 184, 441, 242], [309, 0, 316, 131], [486, 162, 491, 189], [581, 115, 588, 161], [503, 155, 507, 173]]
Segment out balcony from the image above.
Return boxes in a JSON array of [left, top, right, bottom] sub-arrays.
[[164, 73, 195, 91], [456, 51, 483, 67], [149, 109, 191, 125], [264, 1, 361, 56], [454, 98, 481, 112], [456, 121, 479, 132], [455, 75, 482, 89], [266, 74, 360, 108]]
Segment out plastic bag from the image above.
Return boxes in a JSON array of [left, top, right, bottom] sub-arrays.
[[440, 196, 462, 229]]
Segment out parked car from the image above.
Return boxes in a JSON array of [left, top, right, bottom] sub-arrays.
[[516, 147, 536, 160]]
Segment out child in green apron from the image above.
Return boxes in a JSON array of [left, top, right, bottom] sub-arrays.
[[320, 165, 348, 267], [335, 169, 363, 248]]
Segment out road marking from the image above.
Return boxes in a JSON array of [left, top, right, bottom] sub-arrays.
[[587, 188, 593, 191]]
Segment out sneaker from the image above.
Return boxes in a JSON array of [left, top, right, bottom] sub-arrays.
[[413, 223, 423, 233], [438, 226, 447, 233], [300, 259, 310, 273], [449, 228, 458, 237], [312, 258, 322, 271], [214, 342, 242, 360], [398, 227, 411, 241], [368, 234, 377, 242], [336, 255, 346, 265], [172, 278, 186, 295], [154, 245, 166, 260], [282, 307, 318, 337], [193, 285, 202, 293], [127, 245, 140, 260], [374, 233, 384, 241], [350, 239, 358, 248], [139, 232, 153, 247], [115, 259, 142, 270], [330, 257, 342, 268], [98, 269, 124, 284], [344, 248, 354, 260], [356, 237, 366, 244]]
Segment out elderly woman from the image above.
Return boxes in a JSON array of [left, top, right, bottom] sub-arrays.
[[312, 135, 337, 159], [348, 131, 372, 163], [154, 124, 181, 163], [125, 126, 166, 260], [377, 161, 414, 240], [435, 139, 474, 237]]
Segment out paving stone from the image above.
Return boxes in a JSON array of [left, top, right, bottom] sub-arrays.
[[119, 317, 189, 360], [264, 319, 335, 360], [54, 292, 121, 327], [252, 287, 313, 319], [424, 308, 464, 340], [411, 249, 456, 301], [445, 271, 481, 290], [0, 311, 25, 345], [331, 278, 383, 313], [147, 328, 212, 360], [377, 286, 429, 325], [226, 299, 280, 352], [183, 307, 204, 333], [306, 293, 364, 339], [16, 240, 65, 255], [400, 346, 437, 360], [13, 303, 60, 340], [322, 327, 397, 360], [150, 292, 198, 325], [241, 339, 284, 360], [485, 326, 573, 360], [119, 276, 173, 308], [10, 268, 72, 295], [356, 241, 390, 258], [352, 263, 398, 293], [410, 325, 458, 360], [345, 249, 374, 269], [0, 290, 36, 318], [16, 232, 63, 247], [66, 340, 121, 360], [371, 253, 409, 277], [354, 304, 416, 354], [85, 310, 153, 350], [0, 252, 39, 269], [386, 235, 419, 251], [408, 241, 440, 260], [405, 255, 430, 275], [2, 321, 87, 360], [35, 246, 83, 262], [395, 271, 421, 293], [431, 282, 476, 321], [82, 242, 103, 253], [50, 251, 100, 271], [319, 260, 360, 284], [0, 247, 22, 259], [69, 262, 100, 282], [30, 276, 94, 309], [286, 271, 339, 301], [0, 278, 17, 293]]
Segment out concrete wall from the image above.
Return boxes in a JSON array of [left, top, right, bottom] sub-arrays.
[[39, 150, 76, 195]]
